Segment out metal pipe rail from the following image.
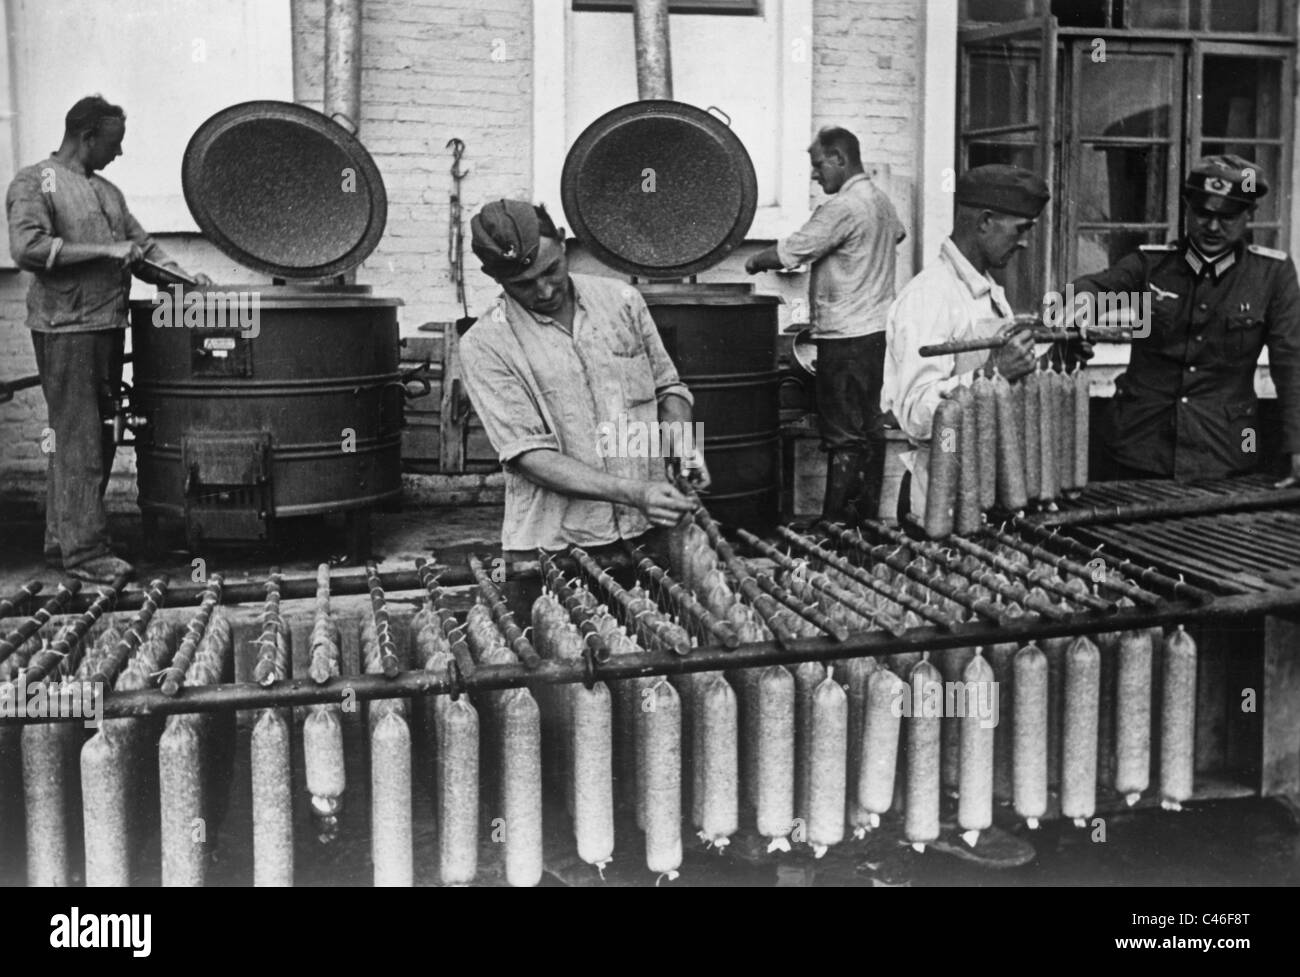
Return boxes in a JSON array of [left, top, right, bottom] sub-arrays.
[[9, 582, 1293, 725]]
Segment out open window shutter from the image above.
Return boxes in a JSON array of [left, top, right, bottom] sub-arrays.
[[958, 15, 1059, 311]]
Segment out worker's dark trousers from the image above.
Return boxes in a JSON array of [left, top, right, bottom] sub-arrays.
[[30, 329, 124, 568], [816, 333, 886, 525]]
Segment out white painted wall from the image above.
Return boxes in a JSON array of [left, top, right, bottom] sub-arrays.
[[8, 0, 293, 234], [534, 0, 813, 241]]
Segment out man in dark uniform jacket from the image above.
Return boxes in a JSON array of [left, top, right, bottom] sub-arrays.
[[1069, 155, 1300, 486]]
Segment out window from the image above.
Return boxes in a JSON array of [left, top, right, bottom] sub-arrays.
[[959, 7, 1296, 309], [573, 0, 760, 12], [963, 0, 1296, 33]]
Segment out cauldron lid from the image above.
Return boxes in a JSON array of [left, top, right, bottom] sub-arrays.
[[182, 101, 388, 279], [561, 100, 757, 280]]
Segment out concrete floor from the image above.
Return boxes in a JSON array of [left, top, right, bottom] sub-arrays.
[[1, 502, 1299, 886]]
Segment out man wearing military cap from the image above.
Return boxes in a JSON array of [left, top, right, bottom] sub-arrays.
[[459, 199, 706, 560], [883, 163, 1049, 517], [1069, 155, 1300, 486]]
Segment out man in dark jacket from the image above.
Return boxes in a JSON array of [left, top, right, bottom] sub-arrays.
[[1069, 155, 1300, 486]]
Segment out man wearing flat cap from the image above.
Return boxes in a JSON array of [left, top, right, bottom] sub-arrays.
[[460, 199, 705, 559], [883, 163, 1050, 517], [1069, 155, 1300, 486]]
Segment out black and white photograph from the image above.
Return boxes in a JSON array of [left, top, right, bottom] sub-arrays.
[[0, 0, 1296, 922]]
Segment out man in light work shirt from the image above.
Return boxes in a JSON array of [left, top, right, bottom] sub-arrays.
[[460, 199, 704, 561], [6, 95, 209, 583], [883, 164, 1047, 518], [746, 126, 906, 524]]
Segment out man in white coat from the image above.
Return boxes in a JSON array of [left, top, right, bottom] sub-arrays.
[[882, 164, 1049, 519]]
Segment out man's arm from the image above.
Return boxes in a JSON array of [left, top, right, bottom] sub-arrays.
[[124, 210, 210, 285], [745, 199, 849, 275], [1264, 258, 1300, 487], [513, 450, 696, 527], [4, 170, 110, 271], [744, 246, 785, 273], [460, 328, 697, 521]]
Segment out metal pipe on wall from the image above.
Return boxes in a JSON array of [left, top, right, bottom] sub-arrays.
[[324, 0, 362, 134], [633, 0, 673, 100]]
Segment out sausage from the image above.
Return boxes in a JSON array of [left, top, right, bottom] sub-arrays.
[[1022, 372, 1042, 501], [435, 698, 479, 885], [936, 646, 975, 794], [1160, 626, 1197, 808], [793, 660, 827, 824], [858, 667, 905, 826], [924, 395, 963, 539], [808, 672, 848, 856], [80, 723, 131, 887], [370, 703, 414, 887], [1055, 369, 1075, 492], [643, 679, 682, 879], [755, 665, 795, 849], [158, 715, 205, 887], [729, 667, 761, 813], [498, 688, 543, 887], [987, 614, 1022, 803], [1115, 629, 1153, 805], [1073, 366, 1090, 489], [304, 705, 346, 835], [971, 374, 998, 511], [1013, 643, 1048, 827], [252, 708, 294, 886], [530, 593, 566, 659], [1094, 627, 1119, 792], [994, 373, 1029, 510], [572, 682, 615, 870], [606, 630, 642, 814], [841, 656, 879, 834], [695, 673, 739, 849], [1061, 636, 1101, 825], [475, 643, 520, 815], [1041, 634, 1071, 789], [958, 651, 996, 838], [670, 671, 700, 822], [904, 658, 942, 847], [552, 625, 586, 820], [1037, 368, 1058, 502], [1012, 377, 1029, 499], [952, 385, 982, 535]]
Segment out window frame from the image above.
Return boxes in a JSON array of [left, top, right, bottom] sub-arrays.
[[1059, 39, 1187, 277]]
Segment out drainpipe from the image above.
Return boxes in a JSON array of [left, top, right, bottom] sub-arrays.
[[324, 0, 362, 284], [633, 0, 673, 100], [324, 0, 362, 134]]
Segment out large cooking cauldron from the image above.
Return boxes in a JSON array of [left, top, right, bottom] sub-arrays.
[[129, 102, 401, 555], [562, 101, 780, 531]]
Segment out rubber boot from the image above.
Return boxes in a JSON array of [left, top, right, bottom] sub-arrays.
[[853, 438, 887, 526], [821, 449, 869, 526]]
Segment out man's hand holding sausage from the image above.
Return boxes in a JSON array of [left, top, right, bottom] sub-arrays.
[[986, 321, 1036, 381]]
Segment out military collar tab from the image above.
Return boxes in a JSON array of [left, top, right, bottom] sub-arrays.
[[1184, 242, 1237, 280]]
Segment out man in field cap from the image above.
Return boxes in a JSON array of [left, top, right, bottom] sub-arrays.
[[883, 163, 1050, 520], [460, 198, 707, 561], [1068, 154, 1300, 486]]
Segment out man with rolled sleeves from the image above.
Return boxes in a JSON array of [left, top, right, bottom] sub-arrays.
[[1068, 155, 1300, 486], [459, 199, 705, 562], [883, 164, 1049, 519], [6, 95, 210, 583], [745, 126, 907, 525]]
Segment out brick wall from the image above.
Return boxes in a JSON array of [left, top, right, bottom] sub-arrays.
[[291, 0, 534, 330], [0, 0, 927, 507], [812, 0, 921, 283]]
